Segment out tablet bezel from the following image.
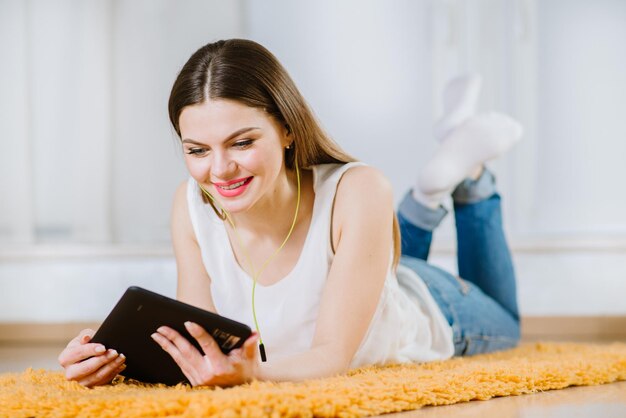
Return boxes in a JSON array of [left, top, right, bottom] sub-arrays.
[[91, 286, 252, 385]]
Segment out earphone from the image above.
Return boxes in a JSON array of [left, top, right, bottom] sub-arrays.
[[198, 156, 301, 362]]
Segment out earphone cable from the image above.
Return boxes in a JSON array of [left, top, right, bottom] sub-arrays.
[[198, 160, 301, 362]]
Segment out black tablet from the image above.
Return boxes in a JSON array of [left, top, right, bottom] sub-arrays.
[[91, 286, 252, 385]]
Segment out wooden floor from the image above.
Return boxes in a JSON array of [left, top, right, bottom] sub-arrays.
[[388, 381, 626, 417], [1, 340, 625, 417]]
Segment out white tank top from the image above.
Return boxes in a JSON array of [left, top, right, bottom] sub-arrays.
[[186, 163, 454, 369]]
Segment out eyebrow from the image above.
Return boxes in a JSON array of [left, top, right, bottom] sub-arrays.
[[182, 127, 260, 146]]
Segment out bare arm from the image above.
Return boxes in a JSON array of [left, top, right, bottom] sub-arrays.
[[171, 181, 217, 313], [256, 166, 395, 381]]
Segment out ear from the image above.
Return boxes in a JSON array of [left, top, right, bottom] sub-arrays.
[[282, 124, 293, 149]]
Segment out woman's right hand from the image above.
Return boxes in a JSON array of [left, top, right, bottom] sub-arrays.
[[57, 328, 126, 388]]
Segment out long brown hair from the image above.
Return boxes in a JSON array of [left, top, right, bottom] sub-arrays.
[[168, 39, 401, 267]]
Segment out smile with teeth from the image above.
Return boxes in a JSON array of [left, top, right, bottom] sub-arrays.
[[216, 177, 252, 190]]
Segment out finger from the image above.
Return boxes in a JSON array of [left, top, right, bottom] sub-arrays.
[[79, 328, 95, 340], [155, 326, 204, 363], [243, 333, 260, 360], [184, 322, 237, 379], [58, 342, 107, 368], [226, 334, 258, 369], [78, 355, 126, 388], [65, 349, 122, 381], [151, 330, 199, 383], [80, 356, 126, 388], [65, 348, 120, 381], [76, 329, 95, 346], [184, 322, 228, 369], [66, 328, 95, 349], [229, 347, 242, 358]]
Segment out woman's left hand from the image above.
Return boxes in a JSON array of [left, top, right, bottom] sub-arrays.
[[151, 321, 259, 387]]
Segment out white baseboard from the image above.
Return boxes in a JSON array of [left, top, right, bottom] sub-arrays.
[[1, 245, 625, 321]]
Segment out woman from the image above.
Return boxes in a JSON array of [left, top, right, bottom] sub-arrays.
[[58, 39, 521, 388]]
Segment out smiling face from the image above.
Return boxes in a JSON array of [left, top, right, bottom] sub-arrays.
[[179, 99, 291, 215]]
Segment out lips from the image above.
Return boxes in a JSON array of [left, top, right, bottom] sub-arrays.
[[212, 176, 254, 197], [213, 177, 252, 187], [213, 177, 253, 190]]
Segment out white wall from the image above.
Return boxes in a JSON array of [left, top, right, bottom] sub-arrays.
[[0, 0, 244, 320], [110, 0, 245, 244], [244, 0, 435, 205], [534, 0, 626, 237], [1, 0, 625, 322], [0, 0, 244, 245]]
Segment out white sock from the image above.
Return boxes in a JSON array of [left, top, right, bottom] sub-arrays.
[[411, 73, 482, 209], [413, 112, 523, 207], [411, 186, 442, 210], [433, 74, 483, 141]]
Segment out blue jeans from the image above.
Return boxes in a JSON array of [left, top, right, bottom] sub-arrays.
[[397, 169, 521, 356]]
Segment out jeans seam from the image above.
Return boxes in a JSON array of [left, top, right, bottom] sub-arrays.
[[428, 282, 465, 345], [463, 334, 520, 356], [453, 275, 470, 295], [465, 334, 519, 342], [439, 275, 471, 346]]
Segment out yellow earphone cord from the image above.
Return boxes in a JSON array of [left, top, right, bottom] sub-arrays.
[[198, 161, 301, 362]]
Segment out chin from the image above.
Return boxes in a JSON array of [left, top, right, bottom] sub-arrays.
[[221, 202, 250, 215], [212, 191, 256, 215]]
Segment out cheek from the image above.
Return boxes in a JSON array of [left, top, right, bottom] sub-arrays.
[[184, 156, 210, 182], [237, 148, 268, 171]]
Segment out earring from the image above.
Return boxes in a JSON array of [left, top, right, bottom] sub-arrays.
[[286, 143, 293, 150]]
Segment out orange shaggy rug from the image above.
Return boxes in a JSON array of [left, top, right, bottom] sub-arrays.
[[1, 342, 625, 417]]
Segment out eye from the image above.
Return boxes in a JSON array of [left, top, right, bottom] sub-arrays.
[[186, 147, 209, 156], [233, 139, 254, 149]]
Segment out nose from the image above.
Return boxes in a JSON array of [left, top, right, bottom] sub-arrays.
[[211, 151, 236, 180]]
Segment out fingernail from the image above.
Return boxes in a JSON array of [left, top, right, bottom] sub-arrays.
[[120, 353, 126, 359], [184, 321, 194, 328], [95, 345, 106, 353]]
